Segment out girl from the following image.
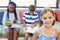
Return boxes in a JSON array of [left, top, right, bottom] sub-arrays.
[[2, 2, 20, 40], [33, 9, 60, 40]]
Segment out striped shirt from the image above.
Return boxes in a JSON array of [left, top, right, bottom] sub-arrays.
[[23, 11, 39, 25]]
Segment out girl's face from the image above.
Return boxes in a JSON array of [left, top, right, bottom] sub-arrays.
[[8, 4, 15, 12], [41, 11, 55, 27]]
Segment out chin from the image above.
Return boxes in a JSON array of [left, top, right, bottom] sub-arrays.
[[45, 24, 52, 27]]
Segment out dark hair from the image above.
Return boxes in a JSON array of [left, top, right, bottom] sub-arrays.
[[40, 9, 55, 27], [7, 2, 18, 20], [29, 5, 36, 12]]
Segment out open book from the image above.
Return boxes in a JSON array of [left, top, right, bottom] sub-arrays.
[[25, 27, 39, 33]]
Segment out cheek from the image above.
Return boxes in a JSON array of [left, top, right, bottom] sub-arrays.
[[50, 19, 54, 22], [9, 8, 14, 11], [42, 19, 54, 23], [41, 19, 46, 23]]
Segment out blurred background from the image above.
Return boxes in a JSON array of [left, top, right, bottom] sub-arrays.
[[0, 0, 60, 40]]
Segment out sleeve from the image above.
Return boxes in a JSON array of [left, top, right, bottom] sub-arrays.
[[16, 12, 20, 24], [23, 12, 26, 21], [2, 12, 7, 26], [36, 13, 39, 21]]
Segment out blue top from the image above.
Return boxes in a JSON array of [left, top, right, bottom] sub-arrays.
[[38, 30, 56, 40]]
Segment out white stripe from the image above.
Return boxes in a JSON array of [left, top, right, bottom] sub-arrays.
[[36, 19, 39, 21], [24, 15, 31, 18], [24, 15, 38, 19], [31, 16, 38, 18], [23, 12, 38, 18], [26, 20, 35, 23], [23, 16, 25, 19]]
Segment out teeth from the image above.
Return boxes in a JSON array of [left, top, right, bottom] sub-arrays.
[[46, 23, 50, 24], [45, 22, 49, 23]]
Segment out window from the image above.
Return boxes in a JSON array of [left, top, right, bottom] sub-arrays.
[[0, 0, 59, 8], [11, 0, 35, 7], [36, 0, 57, 7], [59, 0, 60, 7], [0, 0, 9, 6]]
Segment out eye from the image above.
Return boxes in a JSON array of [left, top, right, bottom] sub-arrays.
[[49, 17, 52, 19], [43, 17, 47, 19]]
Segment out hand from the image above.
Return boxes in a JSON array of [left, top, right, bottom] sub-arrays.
[[24, 25, 28, 30], [5, 22, 12, 27], [31, 24, 35, 28], [13, 19, 17, 23], [25, 27, 28, 30]]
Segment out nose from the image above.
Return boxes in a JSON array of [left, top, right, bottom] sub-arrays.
[[46, 18, 49, 22]]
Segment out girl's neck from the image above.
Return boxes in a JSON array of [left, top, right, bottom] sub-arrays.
[[10, 12, 13, 13], [30, 11, 34, 13], [9, 11, 14, 13], [43, 25, 53, 30]]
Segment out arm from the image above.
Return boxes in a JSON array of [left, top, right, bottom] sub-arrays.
[[56, 29, 60, 40], [59, 31, 60, 40], [33, 32, 38, 40], [35, 13, 39, 25], [16, 12, 20, 24], [13, 12, 20, 23], [58, 30, 60, 40], [2, 12, 7, 26], [23, 12, 28, 30], [33, 29, 40, 40], [34, 13, 39, 26], [23, 12, 27, 27], [23, 20, 26, 26]]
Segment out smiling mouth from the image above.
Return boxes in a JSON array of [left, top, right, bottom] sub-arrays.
[[45, 23, 50, 24]]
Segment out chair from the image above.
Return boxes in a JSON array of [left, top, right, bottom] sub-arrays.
[[55, 10, 60, 22], [35, 10, 41, 22], [19, 11, 24, 24], [0, 11, 4, 25]]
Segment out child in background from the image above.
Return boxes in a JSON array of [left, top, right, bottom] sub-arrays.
[[33, 9, 60, 40], [23, 5, 39, 40], [2, 2, 20, 40]]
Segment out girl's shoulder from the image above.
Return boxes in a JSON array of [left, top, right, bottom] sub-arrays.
[[56, 29, 60, 34], [35, 27, 42, 35], [4, 11, 7, 14], [54, 27, 60, 35], [3, 11, 7, 15]]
